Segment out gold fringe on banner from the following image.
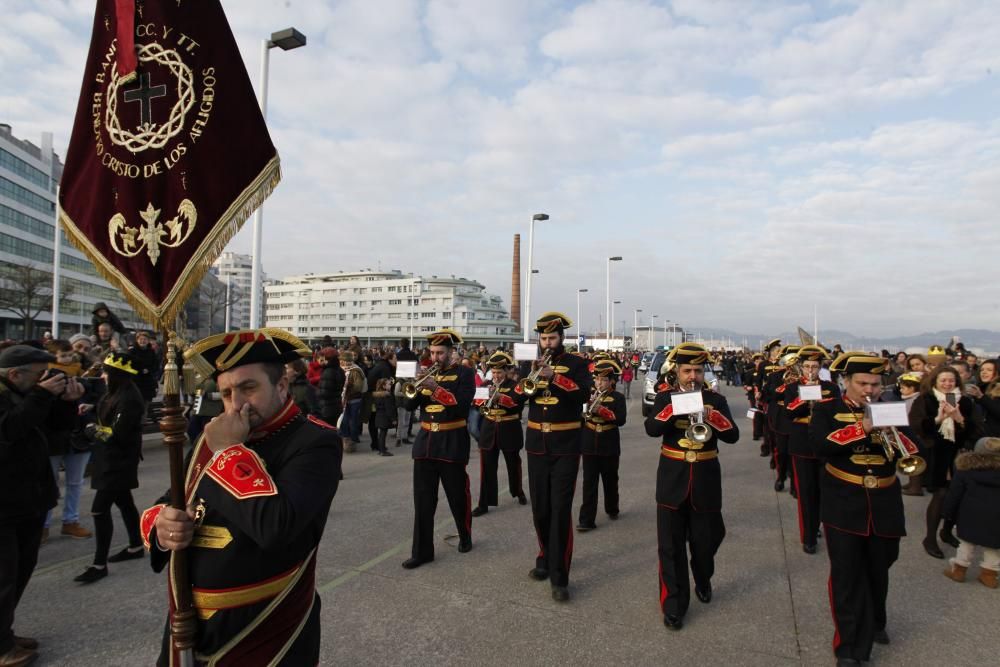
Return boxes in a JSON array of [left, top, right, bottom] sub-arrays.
[[58, 156, 281, 330]]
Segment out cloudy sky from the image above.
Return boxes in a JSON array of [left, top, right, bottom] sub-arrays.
[[3, 0, 999, 338]]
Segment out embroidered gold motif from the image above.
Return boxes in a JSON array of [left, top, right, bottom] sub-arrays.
[[535, 396, 560, 405], [850, 455, 887, 466], [109, 199, 197, 265], [424, 404, 445, 413], [833, 413, 858, 423]]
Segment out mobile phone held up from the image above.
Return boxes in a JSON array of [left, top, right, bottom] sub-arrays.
[[945, 393, 957, 407]]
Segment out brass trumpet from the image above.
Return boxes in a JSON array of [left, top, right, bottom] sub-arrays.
[[518, 351, 552, 396], [685, 411, 713, 443], [479, 383, 503, 416], [403, 364, 440, 399], [864, 398, 927, 476], [586, 389, 608, 418]]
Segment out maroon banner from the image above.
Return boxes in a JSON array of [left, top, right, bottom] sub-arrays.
[[59, 0, 280, 327]]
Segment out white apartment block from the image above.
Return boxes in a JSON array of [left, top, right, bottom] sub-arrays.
[[265, 269, 520, 347], [1, 123, 139, 339], [212, 251, 259, 330]]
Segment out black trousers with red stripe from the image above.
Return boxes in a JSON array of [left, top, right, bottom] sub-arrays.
[[527, 453, 579, 587], [411, 459, 471, 561], [792, 456, 821, 546], [773, 433, 792, 484], [656, 501, 725, 619], [824, 526, 899, 662], [578, 455, 620, 527], [752, 410, 765, 440], [477, 447, 524, 508]]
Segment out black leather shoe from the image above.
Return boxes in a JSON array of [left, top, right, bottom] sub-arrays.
[[835, 658, 861, 666], [939, 528, 960, 549], [471, 506, 488, 517], [695, 586, 712, 604], [73, 566, 108, 584], [528, 567, 549, 581], [769, 459, 776, 469], [458, 539, 472, 553], [922, 539, 945, 559], [379, 450, 394, 456], [551, 586, 570, 602], [802, 543, 818, 555], [607, 512, 619, 520], [517, 493, 528, 505], [108, 547, 144, 563], [873, 629, 890, 645], [774, 480, 784, 492], [789, 487, 798, 499], [402, 557, 431, 569], [663, 614, 684, 631], [576, 524, 595, 532]]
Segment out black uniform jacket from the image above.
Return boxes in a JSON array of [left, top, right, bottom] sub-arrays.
[[809, 396, 907, 537], [762, 369, 787, 431], [143, 399, 342, 663], [405, 363, 475, 464], [474, 378, 526, 452], [785, 380, 841, 457], [0, 378, 69, 522], [523, 348, 592, 456], [644, 389, 739, 511], [89, 381, 145, 491], [581, 390, 627, 457]]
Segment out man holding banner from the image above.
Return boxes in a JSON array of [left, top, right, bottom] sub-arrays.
[[56, 1, 306, 663]]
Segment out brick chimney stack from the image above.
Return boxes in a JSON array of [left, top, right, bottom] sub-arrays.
[[511, 234, 521, 330]]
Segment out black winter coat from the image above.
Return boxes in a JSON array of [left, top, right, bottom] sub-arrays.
[[129, 344, 160, 401], [89, 381, 145, 490], [0, 379, 74, 521], [318, 364, 345, 425], [372, 391, 397, 429], [977, 390, 1000, 438], [943, 451, 1000, 549]]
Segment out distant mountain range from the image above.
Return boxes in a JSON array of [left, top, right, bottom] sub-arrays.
[[686, 328, 1000, 356]]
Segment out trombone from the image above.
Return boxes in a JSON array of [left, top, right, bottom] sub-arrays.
[[403, 364, 440, 399], [518, 350, 552, 396]]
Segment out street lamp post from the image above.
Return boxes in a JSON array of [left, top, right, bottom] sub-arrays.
[[611, 300, 621, 349], [249, 27, 307, 328], [651, 314, 658, 349], [633, 309, 642, 350], [606, 256, 622, 351], [523, 213, 549, 342], [576, 288, 588, 348]]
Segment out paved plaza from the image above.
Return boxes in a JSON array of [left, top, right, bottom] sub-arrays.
[[19, 384, 998, 665]]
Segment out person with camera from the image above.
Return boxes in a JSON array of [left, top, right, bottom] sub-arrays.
[[74, 352, 148, 584], [1, 345, 84, 666]]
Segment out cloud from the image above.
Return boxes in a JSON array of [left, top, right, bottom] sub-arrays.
[[2, 0, 999, 338]]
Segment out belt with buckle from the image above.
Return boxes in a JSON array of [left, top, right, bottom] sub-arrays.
[[527, 420, 581, 433], [661, 446, 718, 463], [824, 463, 896, 489], [585, 422, 617, 433], [485, 414, 521, 423], [420, 419, 467, 433]]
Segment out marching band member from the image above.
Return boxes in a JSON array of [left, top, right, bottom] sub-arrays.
[[471, 352, 528, 517], [577, 359, 627, 532], [745, 352, 766, 444], [784, 345, 840, 554], [146, 329, 342, 666], [755, 339, 783, 461], [809, 353, 916, 666], [769, 345, 800, 493], [644, 343, 739, 631], [401, 329, 475, 569], [522, 313, 592, 602]]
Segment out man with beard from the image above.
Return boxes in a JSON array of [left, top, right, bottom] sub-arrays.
[[522, 312, 592, 602], [472, 352, 528, 516], [144, 329, 342, 666], [645, 343, 739, 631]]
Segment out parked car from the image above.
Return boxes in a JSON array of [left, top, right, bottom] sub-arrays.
[[641, 350, 719, 417], [638, 351, 654, 373]]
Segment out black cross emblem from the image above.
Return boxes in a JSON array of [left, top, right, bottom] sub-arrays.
[[123, 72, 168, 126]]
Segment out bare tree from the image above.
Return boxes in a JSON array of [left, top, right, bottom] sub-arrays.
[[200, 278, 240, 335], [0, 263, 73, 338]]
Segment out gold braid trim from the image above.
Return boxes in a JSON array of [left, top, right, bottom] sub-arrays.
[[59, 156, 281, 329]]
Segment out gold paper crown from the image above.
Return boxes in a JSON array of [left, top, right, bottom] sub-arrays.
[[927, 345, 946, 356], [103, 353, 138, 375]]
